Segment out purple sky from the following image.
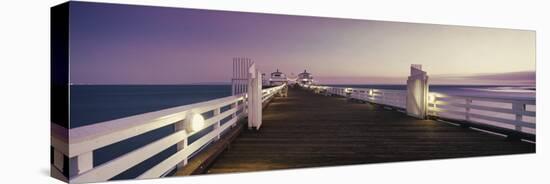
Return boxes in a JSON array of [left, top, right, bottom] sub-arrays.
[[69, 2, 535, 85]]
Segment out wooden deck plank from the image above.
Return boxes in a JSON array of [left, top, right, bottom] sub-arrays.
[[203, 86, 535, 174]]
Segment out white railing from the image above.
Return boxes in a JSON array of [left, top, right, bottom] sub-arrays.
[[262, 85, 285, 103], [306, 84, 536, 136], [427, 92, 536, 134], [51, 85, 285, 183], [309, 85, 407, 109]]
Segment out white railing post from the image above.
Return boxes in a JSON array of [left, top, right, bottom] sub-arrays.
[[69, 152, 93, 177], [430, 94, 438, 116], [381, 91, 386, 104], [231, 101, 239, 127], [406, 64, 429, 119], [174, 120, 188, 168], [213, 108, 221, 140], [513, 103, 525, 132], [465, 98, 472, 121], [247, 63, 263, 130], [53, 149, 65, 174]]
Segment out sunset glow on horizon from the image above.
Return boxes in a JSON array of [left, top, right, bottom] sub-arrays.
[[68, 2, 535, 85]]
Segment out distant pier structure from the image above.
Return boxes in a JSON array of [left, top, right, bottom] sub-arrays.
[[269, 69, 288, 86], [297, 70, 314, 85]]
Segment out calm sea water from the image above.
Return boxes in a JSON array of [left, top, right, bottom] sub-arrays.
[[70, 85, 232, 128], [69, 84, 534, 180]]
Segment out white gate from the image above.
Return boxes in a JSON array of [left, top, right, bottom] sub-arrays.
[[406, 64, 429, 119], [232, 57, 262, 129]]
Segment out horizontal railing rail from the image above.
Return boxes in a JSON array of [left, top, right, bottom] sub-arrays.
[[304, 84, 536, 137], [262, 85, 285, 103], [51, 85, 285, 183], [307, 85, 406, 109], [427, 92, 536, 135]]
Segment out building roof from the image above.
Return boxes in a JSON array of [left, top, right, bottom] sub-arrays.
[[271, 69, 284, 75]]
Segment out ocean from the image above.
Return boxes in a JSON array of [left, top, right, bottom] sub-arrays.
[[68, 84, 535, 180], [70, 85, 232, 128]]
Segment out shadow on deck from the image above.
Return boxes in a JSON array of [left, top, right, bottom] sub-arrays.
[[199, 86, 535, 174]]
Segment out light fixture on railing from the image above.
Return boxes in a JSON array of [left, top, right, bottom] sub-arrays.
[[185, 112, 205, 132], [428, 94, 436, 104]]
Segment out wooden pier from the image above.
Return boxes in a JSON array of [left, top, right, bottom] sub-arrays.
[[51, 62, 536, 183], [203, 86, 535, 174]]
